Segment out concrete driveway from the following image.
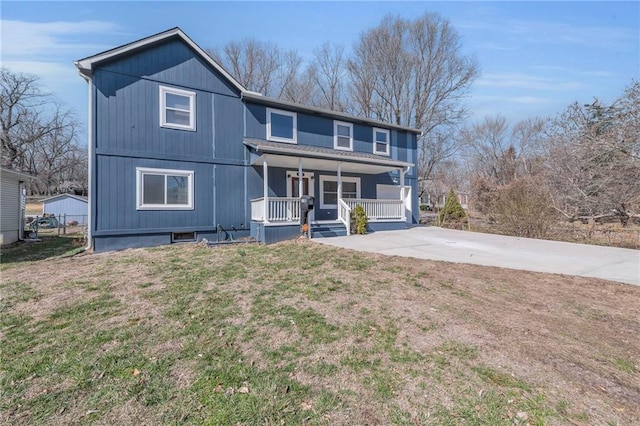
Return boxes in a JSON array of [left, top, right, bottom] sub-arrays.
[[315, 226, 640, 286]]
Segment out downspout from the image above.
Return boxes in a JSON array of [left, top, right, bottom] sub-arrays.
[[78, 71, 94, 252]]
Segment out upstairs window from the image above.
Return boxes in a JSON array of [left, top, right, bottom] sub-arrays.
[[334, 121, 353, 151], [267, 108, 297, 143], [136, 167, 194, 210], [373, 128, 390, 156], [160, 86, 196, 131]]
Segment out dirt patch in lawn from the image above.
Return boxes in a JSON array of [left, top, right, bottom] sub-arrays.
[[2, 239, 639, 425]]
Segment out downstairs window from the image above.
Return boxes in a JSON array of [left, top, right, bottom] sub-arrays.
[[136, 167, 194, 210]]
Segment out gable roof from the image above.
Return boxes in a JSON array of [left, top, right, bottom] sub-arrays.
[[41, 194, 88, 204], [74, 27, 247, 93], [75, 28, 422, 135]]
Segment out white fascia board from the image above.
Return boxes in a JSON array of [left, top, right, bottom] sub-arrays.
[[41, 194, 87, 203], [0, 168, 37, 181], [74, 28, 247, 93]]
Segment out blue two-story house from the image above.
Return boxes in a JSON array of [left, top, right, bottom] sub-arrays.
[[75, 28, 420, 252]]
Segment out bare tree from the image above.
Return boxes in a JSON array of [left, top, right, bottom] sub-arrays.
[[209, 39, 308, 100], [460, 115, 514, 186], [207, 15, 478, 185], [348, 13, 480, 183], [460, 115, 547, 186], [511, 117, 547, 176], [543, 82, 640, 225], [1, 68, 85, 194], [277, 51, 316, 104], [308, 42, 348, 111], [1, 68, 50, 169], [346, 40, 377, 119]]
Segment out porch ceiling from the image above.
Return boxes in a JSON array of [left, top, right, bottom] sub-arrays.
[[244, 138, 413, 174]]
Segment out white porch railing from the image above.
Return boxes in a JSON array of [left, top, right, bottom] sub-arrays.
[[251, 197, 403, 226], [344, 198, 404, 221], [251, 197, 300, 222], [338, 199, 352, 236]]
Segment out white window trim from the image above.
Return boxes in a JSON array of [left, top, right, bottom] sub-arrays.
[[136, 167, 194, 210], [373, 127, 390, 156], [319, 175, 361, 209], [267, 107, 297, 144], [160, 85, 196, 131], [333, 120, 354, 151]]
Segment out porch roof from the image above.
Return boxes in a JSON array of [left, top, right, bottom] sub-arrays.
[[244, 138, 413, 174]]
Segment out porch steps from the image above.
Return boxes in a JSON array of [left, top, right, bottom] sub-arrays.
[[311, 221, 347, 238]]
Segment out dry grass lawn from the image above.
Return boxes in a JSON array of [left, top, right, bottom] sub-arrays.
[[1, 237, 639, 425]]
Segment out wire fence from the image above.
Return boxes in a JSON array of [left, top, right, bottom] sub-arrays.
[[25, 214, 88, 238]]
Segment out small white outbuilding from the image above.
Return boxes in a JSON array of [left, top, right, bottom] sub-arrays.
[[42, 194, 88, 225], [0, 167, 32, 245]]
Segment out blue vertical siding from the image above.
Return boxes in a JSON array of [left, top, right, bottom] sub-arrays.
[[244, 101, 416, 166], [298, 115, 332, 148], [245, 103, 265, 139], [95, 156, 215, 233], [352, 124, 372, 153], [214, 94, 244, 160], [99, 39, 239, 97], [89, 34, 419, 251], [246, 165, 265, 200], [92, 36, 250, 250], [214, 164, 248, 229], [94, 71, 216, 159]]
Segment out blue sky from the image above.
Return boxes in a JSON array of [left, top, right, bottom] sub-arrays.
[[1, 1, 638, 138]]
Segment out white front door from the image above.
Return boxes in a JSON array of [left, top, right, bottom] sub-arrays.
[[287, 171, 314, 220]]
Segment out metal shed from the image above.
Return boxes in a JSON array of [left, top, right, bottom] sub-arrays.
[[42, 194, 88, 225]]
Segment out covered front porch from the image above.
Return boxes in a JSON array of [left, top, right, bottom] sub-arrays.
[[245, 139, 414, 240]]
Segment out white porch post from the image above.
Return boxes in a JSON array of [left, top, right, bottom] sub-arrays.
[[263, 159, 269, 222], [399, 168, 406, 221], [337, 162, 342, 201], [298, 158, 303, 197]]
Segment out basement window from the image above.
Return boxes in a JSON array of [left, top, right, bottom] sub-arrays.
[[172, 232, 196, 243]]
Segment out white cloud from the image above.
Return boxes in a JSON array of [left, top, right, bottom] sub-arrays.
[[580, 70, 616, 78], [2, 60, 77, 84], [0, 19, 122, 58], [476, 73, 584, 91], [472, 94, 549, 105], [532, 65, 616, 79], [474, 43, 518, 51], [0, 19, 125, 113], [458, 17, 637, 51]]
